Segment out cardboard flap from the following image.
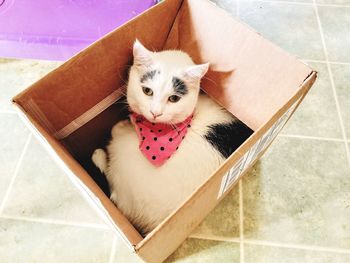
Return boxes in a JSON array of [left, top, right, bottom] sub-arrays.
[[13, 0, 183, 135], [165, 0, 313, 130]]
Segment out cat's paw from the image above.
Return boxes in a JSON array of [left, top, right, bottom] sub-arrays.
[[112, 120, 131, 138], [92, 148, 107, 174]]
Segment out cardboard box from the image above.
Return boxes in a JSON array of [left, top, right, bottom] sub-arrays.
[[12, 0, 317, 262]]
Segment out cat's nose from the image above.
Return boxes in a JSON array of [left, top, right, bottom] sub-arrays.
[[150, 111, 163, 119]]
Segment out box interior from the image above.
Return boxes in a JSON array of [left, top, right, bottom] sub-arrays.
[[13, 0, 314, 254]]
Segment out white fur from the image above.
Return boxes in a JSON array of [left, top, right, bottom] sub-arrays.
[[92, 41, 235, 234]]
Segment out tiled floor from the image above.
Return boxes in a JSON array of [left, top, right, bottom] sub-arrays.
[[0, 0, 350, 262]]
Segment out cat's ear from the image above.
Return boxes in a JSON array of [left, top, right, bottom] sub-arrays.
[[183, 63, 209, 83], [133, 39, 153, 69]]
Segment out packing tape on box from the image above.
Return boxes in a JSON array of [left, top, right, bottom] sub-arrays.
[[54, 89, 125, 139]]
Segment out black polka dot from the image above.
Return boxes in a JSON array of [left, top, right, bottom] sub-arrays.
[[146, 146, 150, 150], [160, 147, 164, 151], [187, 124, 191, 128], [150, 130, 154, 133], [182, 136, 185, 139], [152, 156, 156, 160], [169, 138, 173, 142], [158, 129, 162, 132], [142, 136, 145, 140], [154, 137, 157, 141], [139, 128, 142, 131], [176, 146, 179, 150]]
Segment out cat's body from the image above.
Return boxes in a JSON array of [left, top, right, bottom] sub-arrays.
[[92, 41, 252, 235]]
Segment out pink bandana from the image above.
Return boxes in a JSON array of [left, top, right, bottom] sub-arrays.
[[130, 113, 193, 167]]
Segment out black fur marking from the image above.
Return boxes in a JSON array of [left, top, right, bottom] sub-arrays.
[[140, 70, 157, 83], [205, 120, 254, 158], [172, 77, 188, 95]]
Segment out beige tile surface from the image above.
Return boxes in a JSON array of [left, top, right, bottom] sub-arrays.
[[318, 7, 350, 63], [0, 114, 29, 205], [0, 59, 61, 111], [1, 0, 350, 262], [245, 244, 350, 263], [239, 1, 325, 60], [243, 137, 350, 248], [0, 218, 113, 263], [165, 238, 240, 263], [331, 64, 350, 138], [281, 62, 342, 138], [1, 137, 105, 225], [192, 187, 240, 238]]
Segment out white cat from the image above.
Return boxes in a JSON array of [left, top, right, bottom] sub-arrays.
[[92, 40, 252, 235]]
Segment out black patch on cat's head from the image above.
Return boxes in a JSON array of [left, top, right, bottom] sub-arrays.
[[140, 70, 157, 83], [172, 77, 188, 95]]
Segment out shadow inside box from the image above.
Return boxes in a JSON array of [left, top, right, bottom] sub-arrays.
[[61, 97, 130, 196]]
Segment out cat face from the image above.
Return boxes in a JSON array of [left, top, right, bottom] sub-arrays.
[[127, 40, 209, 124]]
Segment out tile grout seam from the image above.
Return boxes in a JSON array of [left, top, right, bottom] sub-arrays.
[[303, 59, 350, 66], [239, 180, 244, 263], [108, 236, 118, 263], [0, 214, 109, 230], [0, 134, 32, 214], [189, 235, 350, 255], [278, 133, 345, 142], [312, 0, 350, 167], [252, 0, 350, 8]]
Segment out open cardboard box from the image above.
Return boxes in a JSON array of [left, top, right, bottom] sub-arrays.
[[12, 0, 317, 262]]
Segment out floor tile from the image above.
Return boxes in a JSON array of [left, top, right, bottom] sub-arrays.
[[0, 58, 61, 111], [0, 114, 29, 206], [1, 137, 105, 225], [318, 7, 350, 63], [165, 238, 240, 262], [191, 187, 240, 238], [281, 62, 342, 138], [316, 0, 350, 4], [245, 244, 350, 263], [0, 218, 113, 263], [211, 0, 237, 17], [239, 1, 324, 60], [330, 64, 350, 139], [243, 137, 350, 249], [113, 237, 144, 263]]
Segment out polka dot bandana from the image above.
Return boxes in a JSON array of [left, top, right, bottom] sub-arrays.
[[130, 113, 193, 167]]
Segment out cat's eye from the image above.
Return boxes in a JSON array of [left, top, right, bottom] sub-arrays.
[[142, 86, 153, 96], [168, 95, 181, 103]]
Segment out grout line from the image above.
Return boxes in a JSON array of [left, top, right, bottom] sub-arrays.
[[189, 234, 350, 255], [189, 234, 240, 243], [0, 134, 32, 214], [244, 239, 350, 255], [0, 214, 109, 230], [312, 0, 350, 167], [239, 180, 244, 263], [278, 134, 344, 142], [108, 236, 118, 263], [251, 0, 350, 8], [302, 59, 350, 66]]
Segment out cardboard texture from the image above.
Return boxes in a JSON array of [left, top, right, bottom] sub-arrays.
[[13, 0, 317, 262]]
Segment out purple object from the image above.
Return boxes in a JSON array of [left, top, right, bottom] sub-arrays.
[[0, 0, 157, 61]]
